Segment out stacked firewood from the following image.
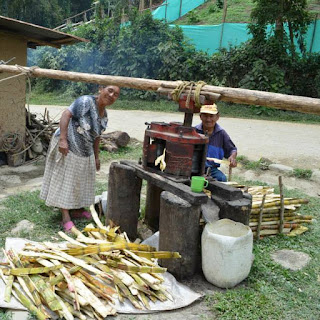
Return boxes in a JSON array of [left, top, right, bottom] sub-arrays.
[[226, 183, 312, 238], [0, 206, 180, 319], [25, 108, 59, 159]]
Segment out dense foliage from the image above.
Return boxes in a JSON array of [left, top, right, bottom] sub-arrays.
[[26, 0, 320, 100], [0, 0, 92, 28]]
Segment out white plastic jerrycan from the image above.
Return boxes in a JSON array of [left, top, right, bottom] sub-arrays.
[[201, 218, 253, 288]]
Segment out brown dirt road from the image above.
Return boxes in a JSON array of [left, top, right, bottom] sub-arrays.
[[30, 105, 320, 170]]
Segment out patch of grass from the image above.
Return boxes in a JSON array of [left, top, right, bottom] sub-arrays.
[[207, 180, 320, 320], [29, 91, 74, 106], [0, 311, 12, 320], [237, 155, 271, 170], [176, 0, 254, 25], [99, 139, 143, 164], [290, 168, 312, 180], [176, 0, 319, 25]]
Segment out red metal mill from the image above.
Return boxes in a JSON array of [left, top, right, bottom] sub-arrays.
[[143, 95, 212, 178]]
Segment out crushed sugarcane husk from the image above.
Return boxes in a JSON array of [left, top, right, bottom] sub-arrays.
[[0, 206, 181, 319], [222, 182, 313, 238]]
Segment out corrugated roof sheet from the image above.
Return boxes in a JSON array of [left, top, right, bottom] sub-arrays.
[[0, 15, 88, 48]]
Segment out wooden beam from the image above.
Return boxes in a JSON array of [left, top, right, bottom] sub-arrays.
[[0, 64, 320, 115], [25, 37, 61, 49]]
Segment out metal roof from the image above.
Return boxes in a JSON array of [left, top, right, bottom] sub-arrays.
[[0, 15, 88, 48]]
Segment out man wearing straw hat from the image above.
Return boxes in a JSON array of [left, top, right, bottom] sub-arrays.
[[195, 104, 237, 182]]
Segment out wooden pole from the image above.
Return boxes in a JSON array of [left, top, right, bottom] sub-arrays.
[[1, 65, 320, 115], [228, 165, 232, 181], [179, 0, 183, 18], [219, 0, 228, 49], [278, 176, 285, 234]]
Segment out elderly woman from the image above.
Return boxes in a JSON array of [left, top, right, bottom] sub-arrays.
[[40, 85, 120, 231]]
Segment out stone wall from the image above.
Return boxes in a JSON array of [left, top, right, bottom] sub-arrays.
[[0, 31, 27, 149]]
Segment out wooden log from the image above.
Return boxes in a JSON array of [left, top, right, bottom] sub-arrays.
[[101, 131, 130, 147], [1, 65, 320, 115], [144, 182, 163, 231], [159, 191, 201, 279], [106, 162, 142, 240]]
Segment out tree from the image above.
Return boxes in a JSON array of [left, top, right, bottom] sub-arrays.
[[0, 0, 93, 28], [249, 0, 311, 55]]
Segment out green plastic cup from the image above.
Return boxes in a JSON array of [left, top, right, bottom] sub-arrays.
[[191, 176, 209, 193]]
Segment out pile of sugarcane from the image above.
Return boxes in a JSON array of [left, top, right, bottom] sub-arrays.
[[225, 182, 312, 238], [0, 206, 180, 319]]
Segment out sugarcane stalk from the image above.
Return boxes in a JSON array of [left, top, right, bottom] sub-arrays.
[[78, 269, 117, 297], [107, 258, 166, 273], [113, 277, 143, 310], [0, 269, 48, 320], [64, 242, 156, 256], [137, 291, 150, 309], [4, 275, 14, 302], [58, 231, 87, 247], [279, 176, 285, 234], [256, 193, 266, 240], [75, 272, 114, 302], [31, 274, 64, 311], [73, 278, 116, 317], [3, 250, 36, 304], [12, 283, 48, 320], [57, 289, 89, 307], [251, 198, 309, 209], [55, 294, 74, 320], [49, 265, 82, 286], [131, 251, 181, 259]]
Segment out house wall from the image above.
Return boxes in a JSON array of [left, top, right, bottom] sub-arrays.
[[0, 31, 27, 152]]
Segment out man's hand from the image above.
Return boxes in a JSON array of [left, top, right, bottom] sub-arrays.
[[95, 158, 101, 171], [228, 153, 237, 168], [59, 138, 69, 156]]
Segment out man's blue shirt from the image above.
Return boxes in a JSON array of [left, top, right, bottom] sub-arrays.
[[195, 123, 237, 167]]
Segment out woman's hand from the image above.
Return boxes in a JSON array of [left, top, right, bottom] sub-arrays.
[[95, 158, 101, 171], [59, 138, 69, 156]]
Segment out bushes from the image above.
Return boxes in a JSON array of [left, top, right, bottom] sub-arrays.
[[29, 10, 320, 99]]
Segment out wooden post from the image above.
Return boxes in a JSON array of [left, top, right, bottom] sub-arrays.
[[278, 176, 285, 234], [219, 0, 228, 49], [159, 191, 201, 279], [228, 165, 232, 181], [179, 0, 183, 18], [165, 0, 168, 22], [145, 182, 163, 231], [106, 162, 142, 240]]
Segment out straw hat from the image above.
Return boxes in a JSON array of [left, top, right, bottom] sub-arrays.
[[200, 104, 219, 115]]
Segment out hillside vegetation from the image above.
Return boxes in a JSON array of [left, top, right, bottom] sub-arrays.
[[175, 0, 320, 25]]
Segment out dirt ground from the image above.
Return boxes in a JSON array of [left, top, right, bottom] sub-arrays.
[[29, 105, 320, 169], [1, 106, 319, 319]]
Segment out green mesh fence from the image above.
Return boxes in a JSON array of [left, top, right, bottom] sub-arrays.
[[169, 21, 320, 54], [152, 0, 206, 23]]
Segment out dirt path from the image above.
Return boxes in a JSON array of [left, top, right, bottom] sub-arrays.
[[30, 105, 320, 169]]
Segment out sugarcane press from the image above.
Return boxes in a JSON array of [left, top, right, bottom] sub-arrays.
[[142, 94, 213, 178]]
